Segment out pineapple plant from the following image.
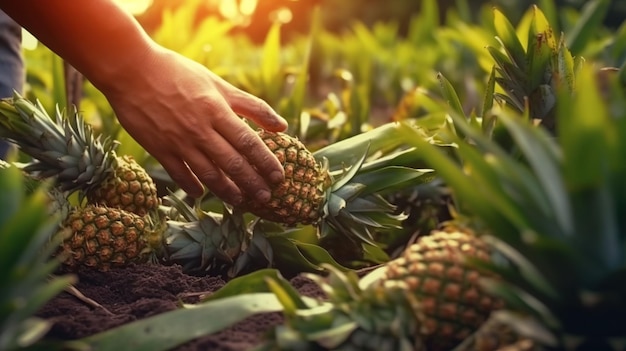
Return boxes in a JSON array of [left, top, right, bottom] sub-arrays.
[[240, 126, 436, 246], [256, 264, 428, 351], [402, 64, 626, 350], [252, 224, 503, 351], [0, 158, 75, 351], [0, 92, 160, 216]]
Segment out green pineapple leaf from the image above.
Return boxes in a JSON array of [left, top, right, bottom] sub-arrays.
[[437, 72, 466, 120], [526, 6, 556, 93], [493, 7, 527, 73], [0, 161, 75, 351], [70, 293, 285, 351]]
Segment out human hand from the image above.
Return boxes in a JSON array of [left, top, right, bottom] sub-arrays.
[[98, 47, 288, 205]]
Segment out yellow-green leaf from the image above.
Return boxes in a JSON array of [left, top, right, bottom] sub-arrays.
[[493, 8, 527, 71]]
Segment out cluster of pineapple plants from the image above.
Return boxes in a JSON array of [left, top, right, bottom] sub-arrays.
[[3, 0, 625, 350], [0, 89, 435, 274]]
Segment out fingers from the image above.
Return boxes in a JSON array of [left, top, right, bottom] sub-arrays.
[[182, 148, 244, 205], [214, 114, 285, 180], [159, 148, 247, 205], [156, 156, 204, 198], [226, 89, 288, 132], [193, 128, 276, 204]]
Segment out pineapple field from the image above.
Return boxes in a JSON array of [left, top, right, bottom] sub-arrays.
[[2, 0, 626, 350]]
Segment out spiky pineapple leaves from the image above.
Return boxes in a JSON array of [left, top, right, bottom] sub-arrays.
[[403, 65, 626, 345], [319, 141, 434, 253], [0, 161, 75, 351], [163, 191, 249, 273], [257, 268, 358, 350], [250, 264, 421, 351], [489, 6, 582, 128], [233, 221, 352, 278]]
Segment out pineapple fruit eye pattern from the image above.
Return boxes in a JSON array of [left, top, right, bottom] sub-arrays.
[[58, 204, 156, 271], [238, 129, 331, 226]]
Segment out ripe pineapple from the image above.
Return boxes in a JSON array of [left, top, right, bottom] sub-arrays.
[[58, 204, 158, 271], [382, 227, 504, 351], [256, 227, 502, 351], [0, 93, 159, 216], [240, 129, 331, 226]]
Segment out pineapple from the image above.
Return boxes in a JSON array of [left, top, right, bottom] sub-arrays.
[[0, 93, 159, 216], [57, 204, 159, 271], [382, 227, 504, 351], [240, 129, 331, 226], [256, 226, 502, 351]]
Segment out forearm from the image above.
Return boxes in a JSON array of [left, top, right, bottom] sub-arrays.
[[0, 0, 155, 91]]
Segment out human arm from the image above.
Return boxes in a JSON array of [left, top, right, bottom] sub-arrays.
[[0, 0, 288, 204]]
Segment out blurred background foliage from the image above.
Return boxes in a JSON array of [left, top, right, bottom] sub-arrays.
[[21, 0, 626, 170]]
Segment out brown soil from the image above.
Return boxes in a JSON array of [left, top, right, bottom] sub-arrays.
[[37, 264, 326, 351]]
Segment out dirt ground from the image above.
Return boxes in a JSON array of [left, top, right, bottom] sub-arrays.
[[37, 264, 326, 351]]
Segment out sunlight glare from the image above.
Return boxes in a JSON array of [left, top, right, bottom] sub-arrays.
[[113, 0, 153, 15], [270, 7, 293, 24], [219, 0, 258, 19], [240, 0, 258, 16]]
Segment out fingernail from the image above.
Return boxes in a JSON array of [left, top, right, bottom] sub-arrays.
[[270, 115, 288, 131], [270, 170, 284, 184], [256, 189, 271, 203]]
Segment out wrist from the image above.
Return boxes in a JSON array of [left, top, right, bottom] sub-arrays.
[[86, 34, 157, 95]]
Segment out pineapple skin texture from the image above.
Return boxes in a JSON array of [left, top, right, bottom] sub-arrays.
[[241, 130, 330, 225], [58, 204, 153, 271], [88, 155, 160, 217], [384, 228, 503, 351]]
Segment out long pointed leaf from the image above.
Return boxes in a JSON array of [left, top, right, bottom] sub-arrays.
[[74, 293, 285, 351]]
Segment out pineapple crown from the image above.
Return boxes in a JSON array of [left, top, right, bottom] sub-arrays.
[[259, 264, 425, 351], [0, 92, 117, 194], [318, 143, 432, 247], [489, 6, 580, 129], [162, 190, 249, 274]]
